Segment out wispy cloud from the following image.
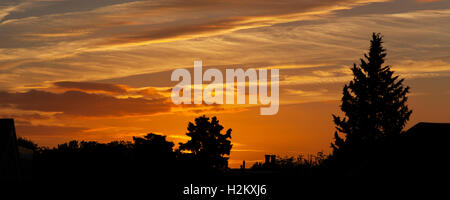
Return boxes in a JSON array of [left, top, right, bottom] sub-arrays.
[[0, 89, 170, 117], [3, 1, 450, 92], [416, 0, 440, 3], [0, 0, 387, 50], [53, 81, 129, 94]]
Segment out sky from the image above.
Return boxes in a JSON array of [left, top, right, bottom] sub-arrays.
[[1, 0, 449, 168]]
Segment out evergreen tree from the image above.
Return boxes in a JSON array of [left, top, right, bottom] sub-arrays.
[[331, 33, 412, 158]]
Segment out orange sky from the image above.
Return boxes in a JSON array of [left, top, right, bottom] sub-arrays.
[[1, 0, 450, 168]]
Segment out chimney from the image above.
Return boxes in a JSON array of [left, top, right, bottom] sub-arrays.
[[240, 160, 245, 169], [264, 155, 270, 165], [270, 155, 276, 164]]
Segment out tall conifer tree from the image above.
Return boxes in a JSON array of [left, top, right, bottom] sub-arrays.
[[332, 33, 412, 156]]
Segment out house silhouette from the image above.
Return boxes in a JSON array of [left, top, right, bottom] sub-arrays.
[[397, 122, 450, 175], [406, 122, 450, 136], [0, 119, 20, 180], [0, 119, 34, 181]]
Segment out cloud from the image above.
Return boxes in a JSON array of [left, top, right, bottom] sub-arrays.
[[1, 0, 450, 101], [281, 74, 352, 85], [15, 124, 88, 137], [416, 0, 440, 3], [0, 0, 387, 49], [0, 89, 171, 117], [53, 81, 128, 94], [0, 0, 32, 22], [89, 0, 389, 49], [14, 122, 90, 147], [393, 59, 450, 73], [0, 112, 50, 120]]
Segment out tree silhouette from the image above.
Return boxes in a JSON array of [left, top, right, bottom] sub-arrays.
[[331, 33, 412, 166], [133, 133, 174, 160], [178, 115, 232, 169], [17, 137, 38, 150], [132, 133, 175, 172]]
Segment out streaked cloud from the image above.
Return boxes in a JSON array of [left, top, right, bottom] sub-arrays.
[[53, 81, 129, 94], [15, 124, 88, 137], [416, 0, 440, 3], [0, 89, 170, 117], [1, 0, 388, 48], [1, 0, 450, 167], [2, 2, 450, 92]]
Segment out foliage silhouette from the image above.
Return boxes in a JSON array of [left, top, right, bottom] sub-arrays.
[[328, 33, 412, 174], [133, 133, 175, 171], [251, 153, 326, 175], [133, 133, 174, 156], [17, 137, 38, 151], [178, 115, 232, 170], [29, 115, 233, 182]]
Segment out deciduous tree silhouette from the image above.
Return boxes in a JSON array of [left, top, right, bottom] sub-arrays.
[[133, 133, 175, 162], [178, 115, 232, 169], [17, 137, 38, 151], [330, 33, 412, 169]]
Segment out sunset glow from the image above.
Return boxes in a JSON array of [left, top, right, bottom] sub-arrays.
[[1, 0, 449, 168]]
